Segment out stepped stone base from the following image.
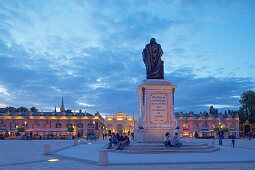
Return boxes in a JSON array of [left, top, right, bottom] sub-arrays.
[[107, 143, 220, 154]]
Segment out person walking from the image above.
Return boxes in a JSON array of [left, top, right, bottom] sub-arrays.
[[30, 132, 33, 140], [230, 134, 235, 147], [218, 129, 224, 146], [248, 132, 252, 140]]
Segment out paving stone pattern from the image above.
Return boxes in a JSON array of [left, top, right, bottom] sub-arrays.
[[0, 139, 255, 170]]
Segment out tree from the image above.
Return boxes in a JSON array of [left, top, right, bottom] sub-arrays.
[[4, 130, 9, 137], [209, 106, 218, 115], [15, 107, 29, 112], [17, 127, 25, 133], [222, 128, 229, 133], [67, 126, 74, 132], [77, 131, 81, 138], [30, 107, 38, 112], [239, 90, 255, 123], [238, 106, 248, 123], [213, 127, 220, 133]]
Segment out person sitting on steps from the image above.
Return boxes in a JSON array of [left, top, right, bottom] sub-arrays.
[[116, 133, 130, 150], [107, 133, 117, 149], [172, 133, 183, 147], [164, 132, 172, 148]]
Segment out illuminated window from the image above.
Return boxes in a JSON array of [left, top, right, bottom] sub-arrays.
[[67, 123, 72, 127], [202, 123, 209, 130], [193, 122, 199, 129], [0, 123, 6, 130], [32, 123, 40, 129], [230, 124, 235, 129], [183, 122, 189, 129], [212, 124, 216, 128], [44, 123, 50, 128], [56, 123, 62, 128], [220, 124, 226, 128], [77, 123, 83, 128]]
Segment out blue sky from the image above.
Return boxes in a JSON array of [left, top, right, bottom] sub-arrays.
[[0, 0, 255, 116]]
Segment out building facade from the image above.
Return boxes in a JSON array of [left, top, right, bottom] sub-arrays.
[[105, 111, 134, 135], [177, 112, 239, 138], [239, 120, 255, 137], [0, 110, 240, 139], [0, 111, 104, 139]]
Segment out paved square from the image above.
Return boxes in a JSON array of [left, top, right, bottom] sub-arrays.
[[1, 139, 255, 169]]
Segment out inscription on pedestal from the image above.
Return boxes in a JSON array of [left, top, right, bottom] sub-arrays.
[[150, 94, 167, 123]]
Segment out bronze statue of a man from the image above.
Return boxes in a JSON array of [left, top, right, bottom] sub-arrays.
[[142, 38, 164, 79]]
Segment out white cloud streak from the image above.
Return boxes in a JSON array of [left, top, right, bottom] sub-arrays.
[[202, 104, 239, 109], [76, 102, 95, 107]]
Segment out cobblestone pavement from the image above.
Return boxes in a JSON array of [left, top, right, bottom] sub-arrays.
[[183, 138, 255, 150], [0, 139, 255, 170]]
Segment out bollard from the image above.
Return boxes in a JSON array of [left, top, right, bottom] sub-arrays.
[[74, 139, 78, 146], [44, 144, 51, 155], [211, 138, 215, 145], [98, 150, 108, 166]]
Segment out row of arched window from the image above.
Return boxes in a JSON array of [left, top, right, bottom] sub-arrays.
[[182, 122, 236, 130], [0, 122, 86, 129]]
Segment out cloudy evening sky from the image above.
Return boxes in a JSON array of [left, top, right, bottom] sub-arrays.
[[0, 0, 255, 116]]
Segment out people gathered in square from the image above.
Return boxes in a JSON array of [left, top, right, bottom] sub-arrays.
[[107, 133, 130, 150], [107, 132, 182, 150], [164, 132, 183, 147]]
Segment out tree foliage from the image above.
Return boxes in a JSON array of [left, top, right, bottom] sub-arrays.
[[209, 106, 218, 115], [77, 131, 81, 138], [67, 126, 74, 132], [213, 127, 219, 132], [222, 128, 229, 133], [239, 90, 255, 123], [15, 107, 29, 112], [30, 107, 38, 112], [4, 130, 9, 137], [17, 127, 25, 132]]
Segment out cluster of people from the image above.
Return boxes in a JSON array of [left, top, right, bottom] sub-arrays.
[[107, 133, 130, 150], [164, 132, 183, 148]]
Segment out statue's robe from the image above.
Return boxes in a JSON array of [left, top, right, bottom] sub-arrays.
[[143, 43, 163, 79]]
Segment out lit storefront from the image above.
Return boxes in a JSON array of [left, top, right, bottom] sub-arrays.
[[177, 112, 239, 138], [0, 111, 104, 139]]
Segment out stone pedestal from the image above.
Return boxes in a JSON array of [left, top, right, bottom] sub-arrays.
[[135, 79, 180, 143]]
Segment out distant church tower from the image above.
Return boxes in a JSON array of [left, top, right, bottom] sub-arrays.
[[60, 97, 65, 112]]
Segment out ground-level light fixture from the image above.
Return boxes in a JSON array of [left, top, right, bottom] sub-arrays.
[[48, 159, 59, 162]]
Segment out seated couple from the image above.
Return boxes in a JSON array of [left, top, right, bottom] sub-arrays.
[[164, 132, 183, 147], [107, 133, 130, 150]]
